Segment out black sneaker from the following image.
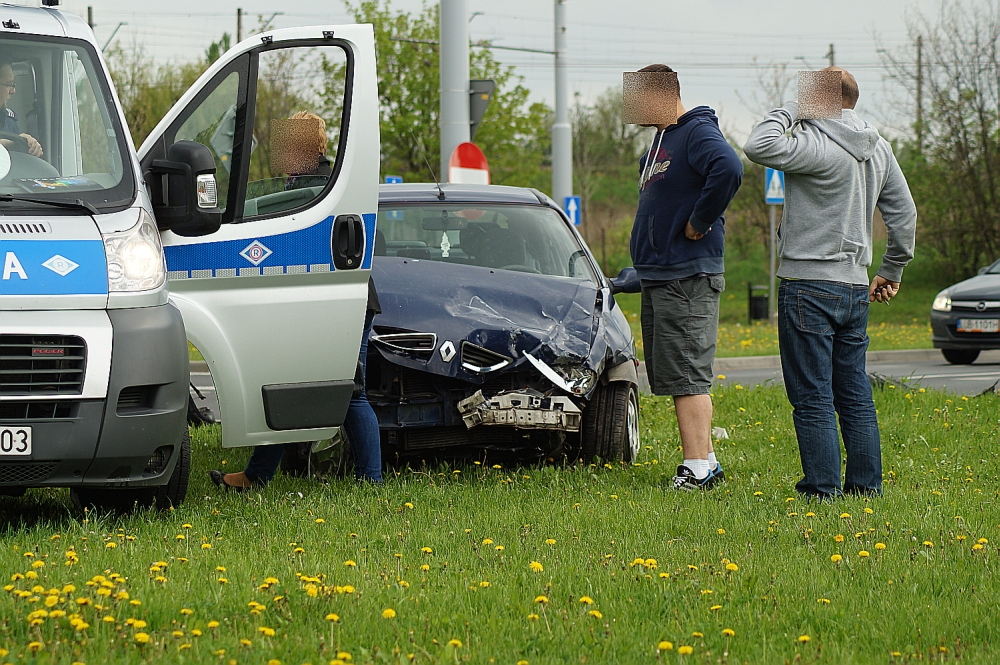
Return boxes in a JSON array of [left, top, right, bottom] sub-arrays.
[[671, 464, 724, 491]]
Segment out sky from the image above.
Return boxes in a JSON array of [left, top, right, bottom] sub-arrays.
[[39, 0, 945, 140]]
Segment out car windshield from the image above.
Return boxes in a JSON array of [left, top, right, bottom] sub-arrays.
[[0, 34, 133, 210], [375, 203, 598, 283]]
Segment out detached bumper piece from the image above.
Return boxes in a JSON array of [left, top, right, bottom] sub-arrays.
[[457, 389, 581, 432]]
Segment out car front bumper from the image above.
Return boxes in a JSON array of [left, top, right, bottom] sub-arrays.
[[931, 309, 1000, 350], [0, 304, 189, 489]]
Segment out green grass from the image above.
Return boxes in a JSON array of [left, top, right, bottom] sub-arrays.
[[2, 384, 999, 664]]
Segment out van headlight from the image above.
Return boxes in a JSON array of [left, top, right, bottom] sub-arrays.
[[932, 291, 952, 312], [103, 210, 166, 292]]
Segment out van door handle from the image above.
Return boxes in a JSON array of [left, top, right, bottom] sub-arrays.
[[332, 214, 364, 270]]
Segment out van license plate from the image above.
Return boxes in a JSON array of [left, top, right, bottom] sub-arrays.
[[958, 319, 999, 333], [0, 426, 31, 456]]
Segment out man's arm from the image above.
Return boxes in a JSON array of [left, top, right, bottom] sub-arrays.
[[743, 101, 822, 174], [686, 124, 743, 235], [875, 150, 917, 283]]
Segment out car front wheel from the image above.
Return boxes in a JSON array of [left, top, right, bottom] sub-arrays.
[[581, 382, 640, 463], [942, 349, 980, 365]]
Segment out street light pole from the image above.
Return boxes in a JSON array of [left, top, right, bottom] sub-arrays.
[[551, 0, 572, 207], [439, 0, 471, 179]]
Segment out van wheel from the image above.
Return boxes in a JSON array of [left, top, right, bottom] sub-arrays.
[[580, 382, 640, 463], [71, 428, 190, 512], [942, 349, 980, 365]]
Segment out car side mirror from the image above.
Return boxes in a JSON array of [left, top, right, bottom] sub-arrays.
[[979, 266, 990, 275], [146, 141, 222, 237], [609, 267, 640, 295]]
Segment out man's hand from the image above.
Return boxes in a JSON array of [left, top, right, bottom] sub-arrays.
[[21, 134, 42, 158], [684, 221, 707, 241], [870, 275, 899, 304]]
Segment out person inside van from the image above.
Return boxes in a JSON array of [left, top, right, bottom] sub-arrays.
[[0, 57, 43, 157], [278, 110, 332, 190]]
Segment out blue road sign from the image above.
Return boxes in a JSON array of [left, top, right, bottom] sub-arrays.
[[564, 196, 581, 226], [764, 168, 784, 205], [385, 175, 403, 184]]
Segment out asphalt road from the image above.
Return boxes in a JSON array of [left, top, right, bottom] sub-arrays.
[[711, 349, 1000, 395], [188, 349, 1000, 424]]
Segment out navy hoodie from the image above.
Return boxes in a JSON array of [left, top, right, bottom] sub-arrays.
[[629, 106, 743, 282]]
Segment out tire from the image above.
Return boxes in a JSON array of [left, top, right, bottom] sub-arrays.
[[72, 427, 190, 512], [942, 349, 980, 365], [580, 382, 640, 463]]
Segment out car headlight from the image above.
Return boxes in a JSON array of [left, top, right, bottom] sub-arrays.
[[932, 291, 952, 312], [103, 210, 166, 292], [552, 364, 597, 395]]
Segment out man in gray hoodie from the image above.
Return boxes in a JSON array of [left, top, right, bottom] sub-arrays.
[[743, 67, 916, 498]]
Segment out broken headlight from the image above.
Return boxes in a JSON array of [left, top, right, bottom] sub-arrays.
[[552, 364, 597, 395]]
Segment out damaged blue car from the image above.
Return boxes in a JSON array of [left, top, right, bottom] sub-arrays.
[[368, 183, 640, 463]]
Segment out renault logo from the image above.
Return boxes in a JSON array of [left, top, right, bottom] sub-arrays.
[[977, 301, 987, 311]]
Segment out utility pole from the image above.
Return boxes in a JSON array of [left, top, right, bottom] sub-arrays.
[[916, 34, 924, 151], [439, 0, 470, 178], [826, 43, 835, 67], [237, 8, 243, 43], [87, 6, 94, 29], [551, 0, 572, 209]]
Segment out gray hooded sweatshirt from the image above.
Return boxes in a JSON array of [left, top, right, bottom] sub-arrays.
[[743, 101, 916, 285]]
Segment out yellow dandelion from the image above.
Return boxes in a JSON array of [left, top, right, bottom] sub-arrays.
[[207, 621, 220, 629], [579, 596, 594, 604], [840, 513, 851, 519], [534, 595, 548, 604], [545, 538, 556, 545], [726, 563, 739, 571], [710, 604, 722, 611], [923, 541, 934, 548], [421, 547, 433, 554], [527, 613, 539, 621], [201, 543, 212, 550], [404, 502, 414, 509], [659, 572, 670, 579], [830, 554, 843, 563], [344, 560, 357, 567], [258, 626, 275, 637], [723, 628, 735, 637], [978, 538, 989, 544], [529, 561, 544, 572], [495, 545, 504, 552], [834, 534, 844, 543], [692, 632, 704, 638], [973, 543, 984, 551], [678, 645, 693, 655], [798, 635, 811, 643], [28, 641, 43, 652], [381, 608, 396, 619], [420, 564, 430, 572], [315, 518, 325, 524], [482, 538, 493, 545], [448, 639, 462, 648], [217, 578, 228, 584], [326, 613, 340, 622], [135, 632, 150, 644], [175, 534, 185, 540], [239, 638, 252, 647], [875, 543, 886, 550], [171, 630, 184, 638], [717, 528, 725, 535], [817, 598, 831, 604], [588, 610, 603, 619], [657, 641, 673, 651]]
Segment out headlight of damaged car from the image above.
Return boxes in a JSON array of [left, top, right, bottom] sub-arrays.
[[552, 364, 597, 395], [932, 291, 952, 312], [103, 210, 166, 292]]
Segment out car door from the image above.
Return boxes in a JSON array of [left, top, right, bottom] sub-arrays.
[[138, 26, 379, 448]]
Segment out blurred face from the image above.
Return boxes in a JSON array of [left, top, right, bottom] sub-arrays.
[[0, 65, 14, 108]]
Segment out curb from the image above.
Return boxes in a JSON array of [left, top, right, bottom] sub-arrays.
[[190, 360, 209, 374]]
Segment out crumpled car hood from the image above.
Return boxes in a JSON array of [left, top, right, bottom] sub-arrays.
[[371, 257, 600, 381]]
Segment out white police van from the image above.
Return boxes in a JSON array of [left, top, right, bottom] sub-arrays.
[[0, 4, 378, 508]]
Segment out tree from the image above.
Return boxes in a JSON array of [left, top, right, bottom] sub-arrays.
[[345, 0, 551, 189], [881, 1, 1000, 277]]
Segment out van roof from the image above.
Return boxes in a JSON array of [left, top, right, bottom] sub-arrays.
[[0, 5, 94, 43]]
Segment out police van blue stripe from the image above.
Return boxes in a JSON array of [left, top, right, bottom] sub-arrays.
[[164, 213, 377, 278], [0, 240, 108, 296]]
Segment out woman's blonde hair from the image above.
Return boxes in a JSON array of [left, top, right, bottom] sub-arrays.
[[289, 111, 328, 155]]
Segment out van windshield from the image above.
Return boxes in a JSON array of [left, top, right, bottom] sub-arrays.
[[375, 204, 599, 283], [0, 35, 133, 211]]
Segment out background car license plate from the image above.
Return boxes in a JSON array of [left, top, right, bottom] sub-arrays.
[[0, 426, 31, 456], [958, 318, 999, 333]]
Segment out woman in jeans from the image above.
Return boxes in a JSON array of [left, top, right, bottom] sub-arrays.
[[210, 278, 383, 487]]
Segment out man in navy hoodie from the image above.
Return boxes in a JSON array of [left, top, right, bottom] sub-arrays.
[[629, 64, 743, 490]]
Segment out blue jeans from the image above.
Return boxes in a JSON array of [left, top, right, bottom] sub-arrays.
[[244, 311, 382, 484], [778, 280, 881, 497]]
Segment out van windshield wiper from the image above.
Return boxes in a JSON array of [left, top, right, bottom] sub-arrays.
[[0, 194, 99, 215]]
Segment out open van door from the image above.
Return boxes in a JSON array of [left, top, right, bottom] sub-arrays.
[[138, 26, 379, 448]]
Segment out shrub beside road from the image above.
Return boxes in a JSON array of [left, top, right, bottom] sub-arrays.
[[2, 384, 998, 663]]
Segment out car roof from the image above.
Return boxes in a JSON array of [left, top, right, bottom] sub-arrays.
[[378, 183, 550, 206]]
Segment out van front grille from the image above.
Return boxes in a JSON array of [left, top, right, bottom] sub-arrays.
[[0, 335, 87, 396], [0, 401, 74, 420], [0, 462, 59, 485]]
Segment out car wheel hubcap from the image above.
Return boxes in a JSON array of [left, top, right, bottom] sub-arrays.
[[627, 391, 640, 461]]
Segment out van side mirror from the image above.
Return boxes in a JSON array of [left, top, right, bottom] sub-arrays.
[[609, 267, 641, 295], [146, 141, 222, 237]]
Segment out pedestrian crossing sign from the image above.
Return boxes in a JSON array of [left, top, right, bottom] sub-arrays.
[[765, 168, 784, 205]]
